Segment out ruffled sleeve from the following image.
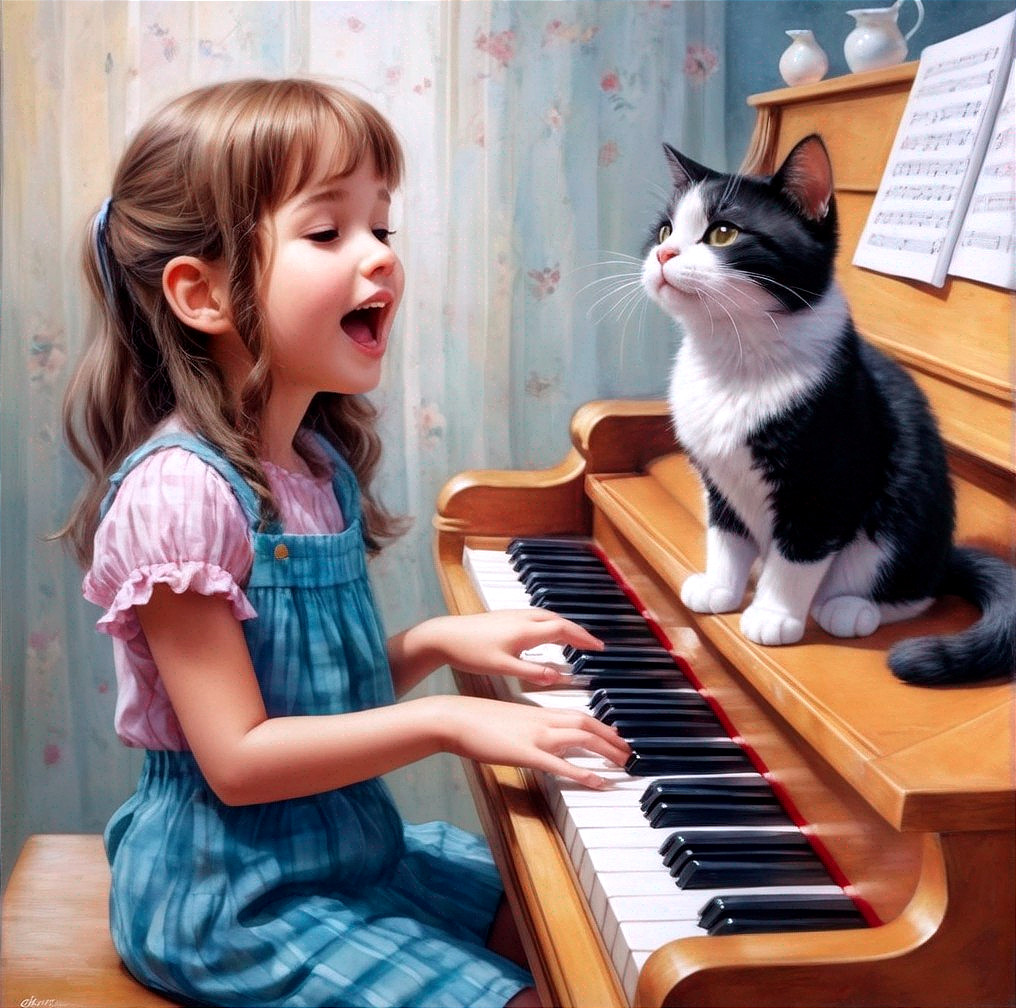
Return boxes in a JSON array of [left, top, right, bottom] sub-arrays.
[[83, 447, 259, 642]]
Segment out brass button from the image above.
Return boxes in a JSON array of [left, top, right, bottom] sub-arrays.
[[274, 543, 289, 561]]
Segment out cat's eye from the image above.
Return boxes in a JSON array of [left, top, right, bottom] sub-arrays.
[[705, 223, 740, 247], [658, 224, 672, 244]]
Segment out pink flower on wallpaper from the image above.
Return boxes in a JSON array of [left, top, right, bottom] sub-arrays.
[[347, 17, 365, 33], [685, 43, 719, 87], [44, 744, 62, 767], [476, 29, 516, 67], [28, 330, 67, 387], [147, 23, 178, 62], [600, 71, 621, 93], [599, 141, 620, 167], [386, 66, 403, 86], [544, 19, 599, 47], [528, 266, 561, 300], [415, 401, 445, 450], [414, 78, 433, 95]]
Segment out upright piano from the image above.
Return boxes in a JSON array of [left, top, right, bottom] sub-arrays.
[[433, 65, 1015, 1007]]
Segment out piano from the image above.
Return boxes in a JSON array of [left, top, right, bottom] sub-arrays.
[[433, 64, 1015, 1008]]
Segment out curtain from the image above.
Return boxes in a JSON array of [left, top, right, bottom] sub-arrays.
[[0, 0, 725, 872]]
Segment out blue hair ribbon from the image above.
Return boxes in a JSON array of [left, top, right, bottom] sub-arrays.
[[92, 196, 117, 305]]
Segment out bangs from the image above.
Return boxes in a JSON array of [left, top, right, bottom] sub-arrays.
[[272, 83, 404, 206]]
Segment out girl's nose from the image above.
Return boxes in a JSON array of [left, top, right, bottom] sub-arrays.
[[657, 246, 678, 265], [362, 233, 398, 276]]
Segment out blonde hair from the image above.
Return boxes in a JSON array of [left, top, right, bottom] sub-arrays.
[[62, 78, 406, 565]]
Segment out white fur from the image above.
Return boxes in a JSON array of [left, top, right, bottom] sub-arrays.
[[643, 186, 916, 644]]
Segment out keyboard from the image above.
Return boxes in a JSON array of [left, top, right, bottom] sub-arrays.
[[464, 537, 868, 1001]]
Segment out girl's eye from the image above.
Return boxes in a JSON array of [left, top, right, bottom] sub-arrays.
[[658, 224, 672, 244], [373, 228, 396, 244], [705, 222, 740, 247], [307, 229, 340, 244]]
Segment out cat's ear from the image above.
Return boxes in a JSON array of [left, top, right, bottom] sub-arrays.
[[663, 143, 713, 195], [773, 134, 834, 222]]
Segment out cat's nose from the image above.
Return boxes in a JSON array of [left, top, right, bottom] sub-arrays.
[[657, 246, 678, 264]]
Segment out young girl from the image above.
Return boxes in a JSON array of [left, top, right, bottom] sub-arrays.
[[62, 77, 629, 1008]]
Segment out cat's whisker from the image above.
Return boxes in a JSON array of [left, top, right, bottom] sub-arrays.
[[574, 271, 642, 299], [586, 280, 646, 326]]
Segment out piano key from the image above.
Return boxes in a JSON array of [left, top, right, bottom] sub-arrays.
[[469, 538, 867, 1000], [625, 738, 755, 776], [698, 893, 866, 935], [642, 780, 789, 827]]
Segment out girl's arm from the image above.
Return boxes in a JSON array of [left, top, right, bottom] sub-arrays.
[[138, 586, 629, 807], [387, 609, 604, 697]]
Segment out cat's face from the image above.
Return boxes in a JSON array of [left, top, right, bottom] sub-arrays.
[[642, 135, 837, 334]]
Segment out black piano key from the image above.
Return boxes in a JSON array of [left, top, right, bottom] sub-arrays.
[[666, 839, 816, 877], [658, 828, 808, 863], [642, 780, 784, 821], [597, 704, 721, 724], [507, 537, 595, 557], [511, 552, 606, 570], [698, 894, 865, 935], [589, 688, 709, 709], [569, 649, 676, 670], [640, 778, 780, 815], [675, 856, 832, 889], [625, 738, 753, 776], [532, 586, 632, 607], [649, 798, 791, 829], [521, 572, 619, 593], [534, 601, 643, 617], [610, 718, 729, 741]]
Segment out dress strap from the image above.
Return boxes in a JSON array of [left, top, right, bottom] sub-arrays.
[[307, 432, 363, 526], [99, 433, 280, 534]]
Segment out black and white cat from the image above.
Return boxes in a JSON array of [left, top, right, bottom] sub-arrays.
[[641, 133, 1015, 685]]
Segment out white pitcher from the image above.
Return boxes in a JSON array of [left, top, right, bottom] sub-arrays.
[[844, 0, 925, 73], [779, 30, 829, 86]]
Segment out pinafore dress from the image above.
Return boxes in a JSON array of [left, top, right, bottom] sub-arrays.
[[101, 433, 532, 1008]]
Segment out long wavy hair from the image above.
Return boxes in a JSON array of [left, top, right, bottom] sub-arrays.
[[62, 78, 406, 566]]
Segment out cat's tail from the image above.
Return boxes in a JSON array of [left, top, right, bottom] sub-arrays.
[[889, 547, 1016, 685]]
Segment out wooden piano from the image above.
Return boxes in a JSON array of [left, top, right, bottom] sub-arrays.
[[433, 65, 1015, 1007]]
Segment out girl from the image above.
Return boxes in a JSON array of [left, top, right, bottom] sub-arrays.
[[62, 78, 629, 1008]]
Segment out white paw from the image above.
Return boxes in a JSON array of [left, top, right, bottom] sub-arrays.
[[813, 596, 880, 638], [740, 604, 805, 646], [681, 573, 742, 614]]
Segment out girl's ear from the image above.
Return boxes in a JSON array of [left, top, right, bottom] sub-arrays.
[[162, 256, 234, 335]]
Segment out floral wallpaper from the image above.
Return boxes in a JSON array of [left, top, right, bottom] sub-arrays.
[[0, 0, 725, 870]]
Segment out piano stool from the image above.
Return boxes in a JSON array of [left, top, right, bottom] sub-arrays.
[[1, 834, 182, 1008]]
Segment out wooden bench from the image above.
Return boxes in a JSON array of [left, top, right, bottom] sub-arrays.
[[1, 835, 180, 1008]]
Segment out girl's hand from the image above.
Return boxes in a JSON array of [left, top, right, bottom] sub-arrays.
[[433, 694, 630, 790], [390, 610, 604, 693]]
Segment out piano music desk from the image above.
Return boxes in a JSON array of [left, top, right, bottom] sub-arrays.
[[434, 65, 1015, 1008]]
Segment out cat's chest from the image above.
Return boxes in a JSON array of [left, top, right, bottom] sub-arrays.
[[667, 347, 793, 546]]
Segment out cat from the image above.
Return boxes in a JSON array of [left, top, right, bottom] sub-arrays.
[[640, 133, 1015, 685]]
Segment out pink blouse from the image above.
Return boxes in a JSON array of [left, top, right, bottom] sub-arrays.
[[83, 425, 344, 750]]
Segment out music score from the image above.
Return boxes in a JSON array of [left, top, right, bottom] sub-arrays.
[[854, 11, 1015, 289]]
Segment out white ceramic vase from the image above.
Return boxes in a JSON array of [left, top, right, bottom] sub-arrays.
[[779, 30, 829, 87], [844, 0, 925, 73]]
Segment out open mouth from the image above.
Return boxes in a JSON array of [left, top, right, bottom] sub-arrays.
[[341, 301, 387, 347]]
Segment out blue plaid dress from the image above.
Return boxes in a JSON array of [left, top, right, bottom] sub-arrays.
[[101, 433, 532, 1008]]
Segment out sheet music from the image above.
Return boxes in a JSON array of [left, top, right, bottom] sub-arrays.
[[949, 58, 1016, 289], [853, 11, 1015, 287]]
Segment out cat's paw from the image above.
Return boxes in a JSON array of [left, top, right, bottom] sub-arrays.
[[812, 596, 880, 638], [681, 574, 742, 614], [740, 604, 805, 646]]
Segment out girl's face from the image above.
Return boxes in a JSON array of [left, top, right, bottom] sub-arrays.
[[260, 151, 403, 404]]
